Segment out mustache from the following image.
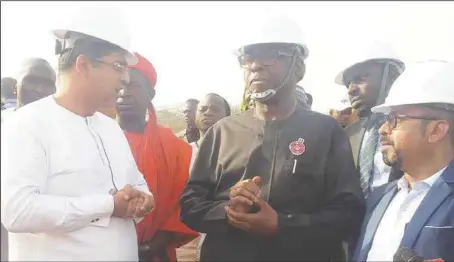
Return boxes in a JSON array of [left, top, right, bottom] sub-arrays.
[[380, 136, 393, 145]]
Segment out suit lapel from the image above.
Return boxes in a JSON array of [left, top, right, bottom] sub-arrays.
[[357, 182, 398, 261], [401, 162, 454, 248]]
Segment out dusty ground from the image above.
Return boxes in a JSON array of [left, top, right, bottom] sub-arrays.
[[176, 236, 199, 262]]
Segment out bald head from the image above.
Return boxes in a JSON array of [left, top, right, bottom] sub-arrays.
[[17, 58, 56, 84], [16, 58, 56, 106]]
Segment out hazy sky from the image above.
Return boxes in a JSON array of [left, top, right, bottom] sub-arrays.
[[2, 1, 454, 112]]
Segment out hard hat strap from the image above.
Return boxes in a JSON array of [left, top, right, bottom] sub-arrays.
[[373, 58, 405, 108], [55, 32, 99, 56], [375, 63, 390, 107], [387, 60, 404, 74], [55, 37, 74, 56], [251, 44, 299, 103], [55, 40, 63, 55]]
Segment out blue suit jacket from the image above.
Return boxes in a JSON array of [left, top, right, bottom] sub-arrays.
[[352, 160, 454, 261]]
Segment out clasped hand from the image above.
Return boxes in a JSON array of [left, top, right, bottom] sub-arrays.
[[113, 184, 155, 218], [226, 176, 278, 236]]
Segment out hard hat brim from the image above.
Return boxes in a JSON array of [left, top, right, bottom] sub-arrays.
[[232, 43, 309, 60], [334, 61, 366, 86], [372, 100, 450, 115], [371, 102, 400, 114], [124, 53, 138, 66], [335, 58, 405, 86], [334, 71, 345, 85], [53, 29, 67, 40], [333, 104, 352, 112], [52, 29, 138, 66]]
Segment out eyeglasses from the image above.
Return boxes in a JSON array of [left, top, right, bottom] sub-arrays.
[[93, 59, 127, 73], [238, 50, 294, 68], [385, 113, 440, 129]]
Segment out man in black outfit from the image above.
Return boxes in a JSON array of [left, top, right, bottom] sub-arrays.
[[180, 16, 365, 261]]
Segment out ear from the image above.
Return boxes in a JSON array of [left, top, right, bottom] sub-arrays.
[[294, 59, 306, 83], [149, 88, 156, 102], [427, 120, 450, 143], [142, 84, 155, 110], [75, 55, 91, 78]]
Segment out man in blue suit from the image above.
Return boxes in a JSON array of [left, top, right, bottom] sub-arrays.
[[353, 60, 454, 262]]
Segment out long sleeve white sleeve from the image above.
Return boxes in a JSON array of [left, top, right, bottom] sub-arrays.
[[1, 120, 114, 234]]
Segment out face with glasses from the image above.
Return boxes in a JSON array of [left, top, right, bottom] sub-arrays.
[[78, 51, 130, 109], [378, 105, 451, 169], [239, 43, 297, 97]]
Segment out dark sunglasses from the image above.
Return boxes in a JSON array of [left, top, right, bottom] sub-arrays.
[[238, 50, 294, 68], [385, 113, 440, 129]]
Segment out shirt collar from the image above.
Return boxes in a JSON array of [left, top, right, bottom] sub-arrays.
[[49, 96, 97, 124], [397, 166, 447, 191]]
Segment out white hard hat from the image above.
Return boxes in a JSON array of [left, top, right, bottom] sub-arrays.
[[335, 41, 404, 85], [372, 60, 454, 114], [332, 93, 352, 112], [52, 6, 137, 65], [234, 16, 309, 60]]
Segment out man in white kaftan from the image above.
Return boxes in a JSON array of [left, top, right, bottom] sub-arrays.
[[1, 6, 154, 261]]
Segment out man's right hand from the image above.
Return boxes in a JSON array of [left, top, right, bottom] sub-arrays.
[[112, 184, 142, 218], [229, 176, 261, 213]]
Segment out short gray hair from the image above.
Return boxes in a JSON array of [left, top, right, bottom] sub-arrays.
[[424, 103, 454, 147]]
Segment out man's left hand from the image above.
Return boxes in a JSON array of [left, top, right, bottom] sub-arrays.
[[225, 198, 278, 236]]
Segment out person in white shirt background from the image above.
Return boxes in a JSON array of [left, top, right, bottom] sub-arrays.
[[1, 77, 17, 110], [353, 60, 454, 262], [1, 58, 56, 125], [1, 58, 56, 262], [1, 6, 154, 261], [328, 92, 359, 128]]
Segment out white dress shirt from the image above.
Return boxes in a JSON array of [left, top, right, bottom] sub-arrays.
[[2, 98, 17, 110], [1, 107, 16, 124], [361, 128, 392, 190], [1, 96, 152, 261], [366, 167, 446, 261], [0, 106, 15, 262]]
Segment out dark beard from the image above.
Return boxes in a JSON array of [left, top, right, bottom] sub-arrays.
[[357, 106, 372, 118], [383, 149, 403, 170]]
